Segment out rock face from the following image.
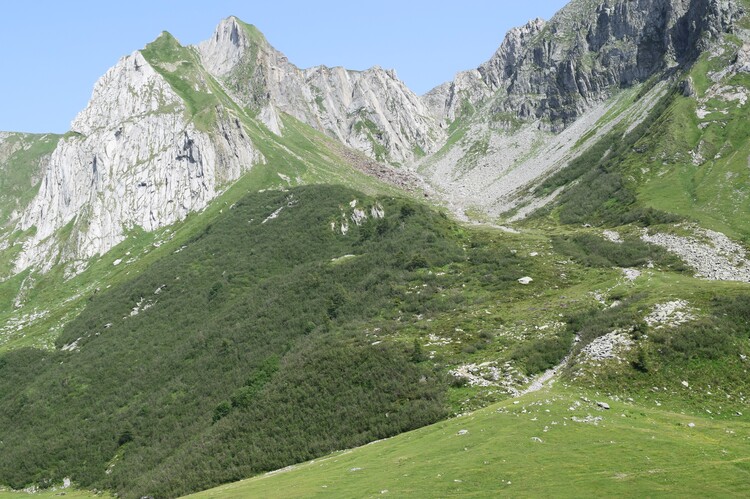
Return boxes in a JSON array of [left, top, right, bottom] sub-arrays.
[[425, 0, 740, 128], [11, 17, 441, 274], [424, 18, 547, 122], [16, 49, 262, 274], [418, 0, 741, 221], [197, 17, 443, 164]]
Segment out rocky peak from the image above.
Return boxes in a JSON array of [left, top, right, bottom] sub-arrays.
[[197, 16, 271, 78], [479, 18, 547, 91], [427, 0, 742, 129], [196, 17, 442, 164], [70, 50, 172, 135], [15, 37, 263, 275], [7, 0, 745, 277]]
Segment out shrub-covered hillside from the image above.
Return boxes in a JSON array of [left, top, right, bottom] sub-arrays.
[[2, 183, 749, 499], [0, 185, 468, 498]]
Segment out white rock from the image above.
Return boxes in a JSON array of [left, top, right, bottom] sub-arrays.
[[15, 48, 263, 275], [622, 268, 641, 281], [580, 331, 633, 362], [642, 227, 750, 283], [517, 277, 533, 285], [603, 230, 623, 244], [645, 300, 695, 329], [197, 17, 443, 165]]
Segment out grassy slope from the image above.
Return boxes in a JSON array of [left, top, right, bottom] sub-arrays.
[[5, 183, 749, 497], [9, 182, 746, 498], [0, 132, 60, 227], [183, 30, 750, 498], [635, 60, 750, 242], [188, 385, 750, 498], [533, 29, 750, 243], [0, 185, 491, 498]]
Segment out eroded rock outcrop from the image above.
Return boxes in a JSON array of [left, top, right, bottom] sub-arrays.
[[16, 50, 262, 274], [425, 0, 741, 129], [198, 17, 443, 164]]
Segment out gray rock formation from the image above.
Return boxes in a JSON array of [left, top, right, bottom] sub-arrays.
[[427, 0, 741, 128], [16, 49, 263, 274], [418, 0, 742, 221], [197, 17, 443, 164], [4, 0, 746, 275]]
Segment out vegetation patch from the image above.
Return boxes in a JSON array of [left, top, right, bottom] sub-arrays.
[[0, 186, 463, 498], [185, 386, 750, 499], [535, 88, 682, 227], [141, 33, 221, 131], [551, 233, 687, 271]]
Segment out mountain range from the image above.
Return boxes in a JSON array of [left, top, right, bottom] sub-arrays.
[[2, 0, 740, 278], [1, 0, 749, 497]]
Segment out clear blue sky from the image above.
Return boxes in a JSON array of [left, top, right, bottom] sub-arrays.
[[0, 1, 568, 134]]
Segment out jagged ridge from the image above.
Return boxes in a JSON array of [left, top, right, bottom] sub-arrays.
[[3, 0, 746, 277], [197, 16, 443, 164]]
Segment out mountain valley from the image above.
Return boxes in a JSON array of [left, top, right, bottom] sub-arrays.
[[1, 0, 750, 497]]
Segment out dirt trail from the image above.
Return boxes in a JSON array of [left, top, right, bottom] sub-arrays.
[[519, 354, 571, 396]]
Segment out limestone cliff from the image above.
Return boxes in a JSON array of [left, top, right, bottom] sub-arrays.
[[5, 0, 745, 276], [426, 0, 741, 128], [418, 0, 742, 221], [0, 132, 59, 229], [197, 17, 443, 164], [16, 49, 262, 274]]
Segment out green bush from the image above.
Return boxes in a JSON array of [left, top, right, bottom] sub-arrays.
[[512, 334, 573, 375], [212, 401, 232, 423], [552, 233, 686, 270], [0, 185, 460, 497]]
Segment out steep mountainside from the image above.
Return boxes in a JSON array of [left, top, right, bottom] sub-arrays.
[[197, 17, 443, 164], [3, 18, 444, 281], [1, 1, 750, 497], [14, 42, 262, 276], [5, 0, 746, 279], [0, 133, 59, 228], [426, 0, 740, 127], [419, 0, 743, 219], [0, 185, 525, 497]]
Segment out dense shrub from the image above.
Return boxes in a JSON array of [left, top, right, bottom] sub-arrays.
[[552, 233, 687, 270], [658, 320, 734, 360], [0, 185, 458, 497], [512, 333, 574, 375], [649, 293, 750, 361]]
